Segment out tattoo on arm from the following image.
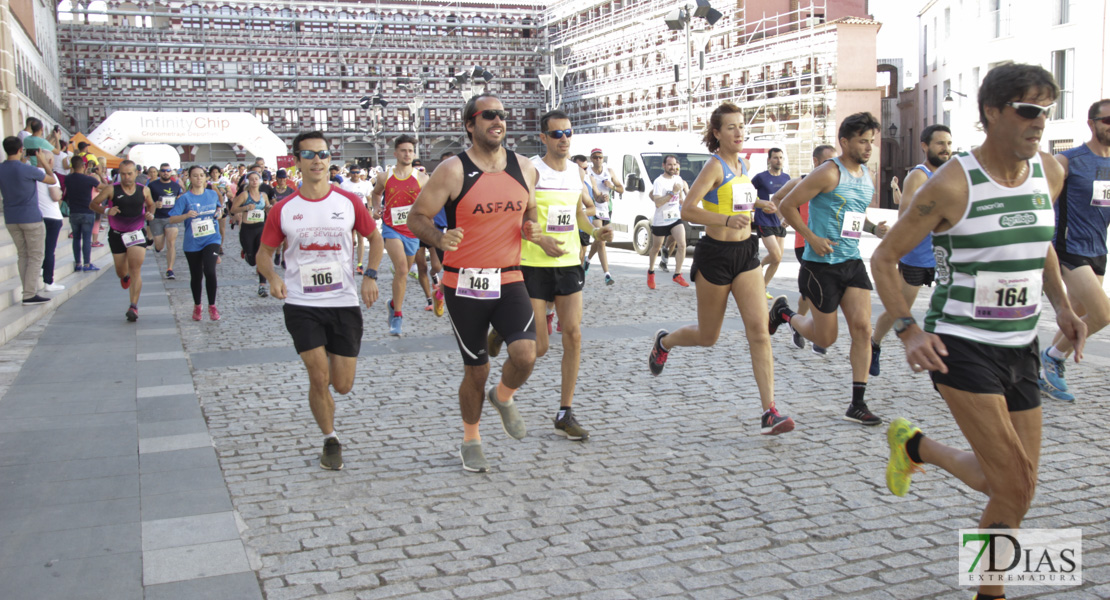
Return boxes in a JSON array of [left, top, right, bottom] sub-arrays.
[[917, 199, 937, 216]]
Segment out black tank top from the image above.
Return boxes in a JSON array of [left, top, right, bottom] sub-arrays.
[[112, 184, 146, 218]]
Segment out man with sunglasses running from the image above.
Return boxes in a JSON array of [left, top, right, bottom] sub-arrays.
[[257, 131, 384, 471], [585, 148, 623, 285], [409, 94, 542, 473], [1038, 98, 1110, 401], [872, 64, 1085, 600], [148, 163, 183, 280]]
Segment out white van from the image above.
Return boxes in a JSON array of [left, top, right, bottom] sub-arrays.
[[570, 132, 784, 254]]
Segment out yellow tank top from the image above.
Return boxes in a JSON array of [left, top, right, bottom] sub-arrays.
[[521, 157, 583, 268]]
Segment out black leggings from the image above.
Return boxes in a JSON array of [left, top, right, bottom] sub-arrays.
[[240, 223, 266, 284], [185, 243, 220, 305]]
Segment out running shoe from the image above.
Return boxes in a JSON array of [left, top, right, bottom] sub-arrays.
[[460, 440, 489, 473], [812, 344, 827, 356], [844, 403, 881, 426], [672, 274, 689, 287], [487, 386, 526, 440], [788, 323, 805, 349], [648, 329, 670, 376], [43, 283, 65, 292], [658, 258, 669, 272], [83, 264, 100, 272], [767, 295, 791, 335], [320, 438, 343, 470], [554, 407, 589, 441], [546, 312, 554, 335], [886, 417, 924, 497], [258, 284, 269, 298], [209, 305, 221, 321], [22, 295, 50, 305], [583, 259, 590, 273], [1039, 348, 1074, 401], [92, 242, 104, 248], [74, 264, 83, 273], [433, 285, 445, 317], [356, 265, 364, 276], [647, 272, 656, 289], [126, 306, 139, 322], [760, 406, 795, 435], [869, 340, 882, 377], [487, 328, 504, 357], [605, 274, 614, 285], [408, 268, 419, 280], [389, 314, 402, 336], [166, 269, 175, 280], [765, 291, 774, 300], [192, 305, 203, 321], [120, 274, 131, 289], [425, 299, 433, 312]]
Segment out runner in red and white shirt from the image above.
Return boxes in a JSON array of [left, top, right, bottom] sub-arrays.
[[257, 131, 384, 471]]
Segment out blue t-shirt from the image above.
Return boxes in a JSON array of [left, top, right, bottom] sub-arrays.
[[147, 179, 183, 219], [900, 165, 936, 268], [0, 159, 47, 223], [63, 172, 99, 215], [170, 189, 222, 252], [751, 171, 791, 227]]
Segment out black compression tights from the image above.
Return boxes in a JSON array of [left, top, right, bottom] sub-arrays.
[[185, 244, 220, 305]]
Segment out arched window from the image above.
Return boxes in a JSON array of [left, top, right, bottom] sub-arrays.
[[87, 0, 109, 23], [215, 5, 236, 30], [181, 4, 203, 28], [58, 0, 74, 22]]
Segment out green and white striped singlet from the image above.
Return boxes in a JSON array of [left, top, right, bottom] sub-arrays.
[[925, 151, 1055, 347]]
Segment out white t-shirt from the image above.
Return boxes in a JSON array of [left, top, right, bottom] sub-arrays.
[[341, 179, 373, 204], [37, 167, 63, 220], [651, 174, 685, 227]]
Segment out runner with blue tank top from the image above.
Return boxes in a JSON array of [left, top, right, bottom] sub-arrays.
[[648, 102, 795, 436], [773, 112, 889, 426], [870, 125, 952, 378], [1038, 98, 1110, 401], [168, 165, 224, 321], [871, 64, 1087, 600]]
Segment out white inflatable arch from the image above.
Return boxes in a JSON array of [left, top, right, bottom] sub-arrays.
[[88, 111, 287, 167]]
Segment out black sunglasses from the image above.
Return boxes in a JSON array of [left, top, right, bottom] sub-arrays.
[[1094, 116, 1110, 125], [160, 169, 172, 172], [1006, 102, 1054, 120], [544, 129, 573, 139], [297, 150, 331, 160], [471, 109, 508, 122]]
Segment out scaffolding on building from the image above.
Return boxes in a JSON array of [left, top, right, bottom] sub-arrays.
[[547, 0, 840, 174]]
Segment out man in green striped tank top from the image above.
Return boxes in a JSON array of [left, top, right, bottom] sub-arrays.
[[871, 64, 1087, 600]]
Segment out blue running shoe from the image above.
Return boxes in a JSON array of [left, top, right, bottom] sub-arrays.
[[1039, 348, 1074, 401], [389, 314, 402, 336]]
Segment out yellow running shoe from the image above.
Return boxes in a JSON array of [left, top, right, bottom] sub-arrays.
[[886, 417, 925, 497]]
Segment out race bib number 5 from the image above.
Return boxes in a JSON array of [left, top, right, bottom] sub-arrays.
[[391, 205, 411, 226], [547, 206, 575, 233], [1092, 181, 1110, 207], [841, 211, 866, 239], [301, 263, 343, 294], [973, 270, 1042, 320], [457, 268, 501, 299]]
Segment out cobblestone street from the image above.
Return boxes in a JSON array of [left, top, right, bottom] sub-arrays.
[[155, 231, 1109, 599]]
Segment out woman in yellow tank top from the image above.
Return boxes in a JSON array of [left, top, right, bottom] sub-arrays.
[[647, 102, 794, 435]]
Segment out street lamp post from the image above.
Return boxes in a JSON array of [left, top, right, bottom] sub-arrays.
[[663, 1, 722, 132]]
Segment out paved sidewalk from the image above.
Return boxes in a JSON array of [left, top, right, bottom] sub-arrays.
[[0, 259, 262, 600], [1, 231, 1107, 600]]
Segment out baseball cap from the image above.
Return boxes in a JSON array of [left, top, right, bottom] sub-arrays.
[[590, 148, 603, 156], [275, 169, 288, 178]]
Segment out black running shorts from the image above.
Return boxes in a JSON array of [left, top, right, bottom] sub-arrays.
[[1057, 249, 1107, 277], [929, 334, 1041, 412], [798, 259, 873, 313], [651, 222, 682, 238], [283, 304, 363, 357], [522, 265, 585, 302], [755, 224, 787, 238], [690, 234, 760, 286], [898, 262, 936, 287], [444, 281, 536, 366]]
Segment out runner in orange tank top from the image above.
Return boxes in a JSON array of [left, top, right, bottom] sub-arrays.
[[409, 93, 544, 474], [370, 135, 428, 336]]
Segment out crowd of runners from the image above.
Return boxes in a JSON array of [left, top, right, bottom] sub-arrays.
[[8, 59, 1105, 600]]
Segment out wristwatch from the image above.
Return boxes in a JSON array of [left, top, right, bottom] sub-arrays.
[[893, 316, 917, 337], [363, 268, 378, 280]]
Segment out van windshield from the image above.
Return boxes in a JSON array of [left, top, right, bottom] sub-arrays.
[[641, 153, 713, 185]]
